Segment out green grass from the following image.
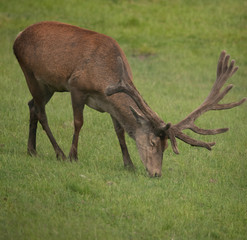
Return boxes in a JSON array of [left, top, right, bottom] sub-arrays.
[[0, 0, 247, 239]]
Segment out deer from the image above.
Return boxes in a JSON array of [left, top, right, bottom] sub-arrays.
[[13, 21, 246, 177]]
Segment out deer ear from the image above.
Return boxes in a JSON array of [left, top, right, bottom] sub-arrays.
[[130, 106, 147, 125]]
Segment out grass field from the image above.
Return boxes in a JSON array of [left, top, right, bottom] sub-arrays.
[[0, 0, 247, 239]]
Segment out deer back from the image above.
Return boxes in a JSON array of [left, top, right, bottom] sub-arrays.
[[13, 21, 132, 92]]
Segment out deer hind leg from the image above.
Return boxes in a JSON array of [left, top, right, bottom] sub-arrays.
[[27, 94, 54, 156], [36, 103, 66, 160], [69, 89, 86, 161], [111, 116, 134, 168], [23, 71, 66, 160], [27, 99, 38, 156]]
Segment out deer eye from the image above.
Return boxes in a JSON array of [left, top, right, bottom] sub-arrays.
[[150, 140, 155, 147], [150, 137, 158, 147]]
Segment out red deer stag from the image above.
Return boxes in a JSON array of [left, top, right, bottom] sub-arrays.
[[13, 21, 246, 177]]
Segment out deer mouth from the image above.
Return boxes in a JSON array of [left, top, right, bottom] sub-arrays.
[[146, 168, 162, 178]]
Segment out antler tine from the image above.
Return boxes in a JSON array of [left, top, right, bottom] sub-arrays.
[[175, 130, 216, 150], [168, 128, 179, 154], [169, 51, 246, 154]]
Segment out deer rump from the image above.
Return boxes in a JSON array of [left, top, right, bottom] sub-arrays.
[[13, 21, 246, 177]]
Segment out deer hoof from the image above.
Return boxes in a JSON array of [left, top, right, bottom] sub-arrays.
[[56, 151, 67, 161], [27, 148, 37, 157], [69, 151, 78, 162], [124, 162, 135, 171]]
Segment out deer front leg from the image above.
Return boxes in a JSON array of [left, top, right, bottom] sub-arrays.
[[111, 116, 134, 169], [69, 89, 85, 161]]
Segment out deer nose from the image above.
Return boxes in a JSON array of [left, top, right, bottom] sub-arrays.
[[154, 172, 161, 177]]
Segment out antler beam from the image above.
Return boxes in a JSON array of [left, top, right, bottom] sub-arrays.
[[105, 56, 167, 130]]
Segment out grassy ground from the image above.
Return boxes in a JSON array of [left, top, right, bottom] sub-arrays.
[[0, 0, 247, 239]]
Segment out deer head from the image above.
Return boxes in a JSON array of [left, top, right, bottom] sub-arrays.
[[106, 51, 246, 176], [130, 106, 170, 177]]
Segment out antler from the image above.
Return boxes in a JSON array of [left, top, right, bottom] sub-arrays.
[[168, 50, 246, 154], [105, 52, 246, 153]]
